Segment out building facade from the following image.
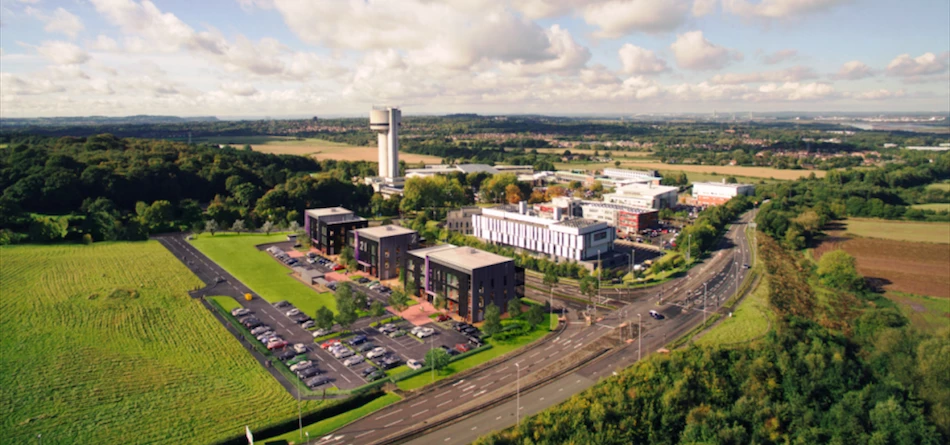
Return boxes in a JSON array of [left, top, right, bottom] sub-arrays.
[[305, 207, 369, 256], [601, 168, 661, 185], [349, 225, 419, 280], [603, 183, 679, 209], [404, 245, 524, 322], [471, 202, 615, 261], [446, 207, 483, 235], [692, 182, 755, 206], [578, 202, 659, 237]]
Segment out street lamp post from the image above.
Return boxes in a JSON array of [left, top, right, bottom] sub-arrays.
[[306, 431, 310, 444], [703, 282, 708, 324], [687, 234, 692, 262], [515, 363, 521, 426], [37, 434, 41, 445], [297, 378, 302, 442], [637, 313, 642, 361]]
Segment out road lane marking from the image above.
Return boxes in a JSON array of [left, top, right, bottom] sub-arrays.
[[452, 380, 465, 387], [354, 430, 375, 439], [444, 438, 451, 442], [384, 419, 403, 428], [436, 390, 452, 398], [471, 426, 478, 431], [410, 399, 428, 408], [375, 409, 402, 420], [472, 390, 487, 397], [411, 409, 429, 418], [540, 397, 545, 401], [437, 400, 452, 408], [529, 352, 540, 358], [461, 384, 476, 392]]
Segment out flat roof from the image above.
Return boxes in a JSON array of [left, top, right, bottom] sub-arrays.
[[408, 244, 458, 259], [427, 246, 512, 272], [614, 183, 679, 197], [555, 218, 602, 229], [579, 201, 656, 213], [354, 224, 417, 239], [692, 182, 754, 188], [305, 207, 357, 218]]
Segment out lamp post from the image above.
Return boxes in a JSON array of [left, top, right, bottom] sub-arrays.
[[37, 434, 41, 445], [687, 233, 692, 263], [703, 282, 708, 324], [306, 431, 310, 444], [637, 313, 642, 361], [297, 378, 302, 442], [515, 363, 521, 426]]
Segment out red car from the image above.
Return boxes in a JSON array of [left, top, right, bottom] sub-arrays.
[[436, 314, 450, 322], [267, 340, 288, 350], [455, 343, 470, 353], [333, 264, 345, 271], [320, 339, 341, 349]]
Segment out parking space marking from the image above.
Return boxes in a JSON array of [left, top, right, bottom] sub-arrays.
[[384, 419, 403, 428], [375, 409, 403, 421], [411, 409, 429, 418], [354, 430, 375, 439]]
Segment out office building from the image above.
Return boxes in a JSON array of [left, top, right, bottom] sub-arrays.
[[578, 201, 658, 237], [601, 168, 661, 185], [692, 181, 755, 206], [349, 225, 419, 280], [405, 164, 499, 179], [304, 207, 368, 256], [404, 245, 524, 322], [446, 207, 482, 235], [603, 183, 679, 209], [472, 201, 615, 261]]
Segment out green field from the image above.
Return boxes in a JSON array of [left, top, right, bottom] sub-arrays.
[[696, 277, 774, 346], [0, 242, 324, 444], [926, 181, 950, 191], [190, 233, 336, 314], [886, 292, 950, 334], [844, 218, 950, 244], [396, 316, 555, 391], [269, 393, 402, 444], [911, 203, 950, 212]]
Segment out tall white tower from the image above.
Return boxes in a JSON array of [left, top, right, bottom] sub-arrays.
[[369, 107, 400, 180]]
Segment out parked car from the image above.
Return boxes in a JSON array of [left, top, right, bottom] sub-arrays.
[[293, 314, 312, 323], [453, 322, 471, 332], [289, 360, 312, 372], [409, 326, 424, 336], [326, 282, 338, 291], [286, 355, 308, 366], [380, 355, 401, 369], [301, 320, 315, 329], [455, 343, 471, 353], [231, 307, 251, 317], [377, 286, 390, 294], [357, 342, 375, 353], [439, 345, 459, 356], [297, 367, 322, 379], [286, 308, 301, 317], [366, 370, 386, 382], [328, 344, 348, 354], [333, 348, 354, 359], [468, 337, 484, 348], [256, 331, 276, 341], [293, 343, 309, 354], [277, 350, 296, 361], [343, 355, 365, 367], [332, 264, 345, 271], [242, 319, 263, 329], [267, 340, 288, 350], [462, 326, 478, 336], [388, 329, 407, 338], [357, 277, 370, 284], [416, 327, 435, 338], [649, 310, 665, 320], [306, 375, 331, 388], [366, 347, 387, 359], [250, 326, 270, 336], [312, 328, 334, 338], [320, 339, 341, 349], [360, 366, 377, 377], [407, 359, 424, 370], [274, 301, 291, 308], [436, 314, 450, 322], [307, 252, 317, 259], [347, 335, 368, 346]]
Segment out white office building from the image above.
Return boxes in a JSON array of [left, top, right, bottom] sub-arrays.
[[471, 201, 615, 261], [692, 181, 755, 206], [602, 168, 661, 184], [603, 183, 679, 210]]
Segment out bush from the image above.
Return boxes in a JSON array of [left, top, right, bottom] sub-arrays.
[[82, 233, 93, 244]]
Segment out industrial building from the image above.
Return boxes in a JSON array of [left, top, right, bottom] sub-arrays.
[[554, 169, 661, 189], [349, 225, 419, 280], [304, 207, 368, 256], [405, 164, 499, 179], [472, 201, 615, 262], [579, 202, 659, 237], [446, 207, 483, 235], [692, 181, 755, 206], [601, 168, 661, 185], [603, 183, 679, 210], [404, 245, 524, 322]]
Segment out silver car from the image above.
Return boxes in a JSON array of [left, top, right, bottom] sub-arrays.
[[343, 355, 364, 367]]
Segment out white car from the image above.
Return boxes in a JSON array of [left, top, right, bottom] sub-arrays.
[[334, 348, 354, 359], [256, 331, 276, 341], [286, 309, 301, 317], [293, 343, 308, 354], [409, 326, 424, 336], [366, 347, 387, 359], [289, 360, 312, 372], [312, 328, 333, 338], [407, 359, 424, 370], [231, 307, 251, 317], [415, 327, 435, 338], [343, 355, 364, 367]]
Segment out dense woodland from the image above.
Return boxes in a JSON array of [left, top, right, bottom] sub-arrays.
[[0, 134, 375, 244]]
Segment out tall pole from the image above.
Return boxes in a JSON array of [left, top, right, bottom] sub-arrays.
[[703, 282, 708, 324], [637, 313, 642, 361], [596, 251, 601, 319], [549, 283, 554, 331], [515, 363, 521, 426], [297, 377, 302, 441], [687, 234, 692, 263]]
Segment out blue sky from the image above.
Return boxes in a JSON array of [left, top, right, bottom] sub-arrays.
[[1, 0, 948, 117]]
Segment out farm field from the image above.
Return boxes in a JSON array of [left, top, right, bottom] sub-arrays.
[[885, 291, 950, 334], [696, 276, 774, 346], [842, 218, 950, 244], [0, 242, 323, 445], [243, 137, 442, 164], [190, 233, 336, 315], [814, 225, 950, 298], [621, 162, 825, 180], [926, 181, 950, 191], [911, 203, 950, 212], [533, 148, 655, 157]]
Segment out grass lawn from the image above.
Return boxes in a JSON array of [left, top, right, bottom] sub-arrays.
[[844, 218, 950, 244], [886, 291, 950, 334], [926, 181, 950, 191], [911, 203, 950, 212], [396, 315, 555, 391], [190, 232, 337, 314], [269, 393, 402, 444], [211, 295, 242, 312], [0, 242, 324, 445], [696, 276, 774, 347]]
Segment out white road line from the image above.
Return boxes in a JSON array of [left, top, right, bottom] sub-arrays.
[[496, 366, 509, 373], [339, 374, 351, 383], [539, 397, 545, 401], [384, 419, 403, 428], [476, 375, 489, 381], [444, 438, 451, 442], [411, 409, 429, 418], [436, 390, 452, 398], [437, 400, 452, 408], [472, 389, 487, 397], [461, 384, 476, 392], [471, 426, 478, 431], [559, 388, 563, 392], [528, 352, 540, 358], [573, 343, 583, 349], [327, 364, 337, 372], [496, 416, 503, 421], [354, 430, 375, 439], [452, 380, 465, 387], [410, 399, 428, 408], [375, 409, 403, 421]]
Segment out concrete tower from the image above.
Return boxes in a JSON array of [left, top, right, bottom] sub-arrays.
[[370, 107, 401, 180]]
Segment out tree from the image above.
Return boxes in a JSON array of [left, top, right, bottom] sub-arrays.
[[339, 246, 356, 272], [483, 303, 502, 336], [614, 160, 621, 167], [424, 347, 450, 373], [369, 300, 387, 326], [231, 219, 245, 234], [543, 269, 559, 328], [579, 275, 599, 311], [433, 292, 446, 310], [315, 306, 335, 332], [288, 221, 300, 233], [261, 220, 274, 235], [354, 291, 368, 310], [388, 288, 410, 313], [205, 219, 219, 236], [334, 284, 359, 333], [525, 303, 545, 327], [507, 298, 522, 318], [547, 185, 567, 198], [590, 181, 604, 193], [29, 215, 68, 242], [505, 183, 524, 204], [817, 249, 864, 292]]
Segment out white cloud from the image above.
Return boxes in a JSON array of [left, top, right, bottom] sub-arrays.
[[584, 0, 690, 37], [722, 0, 849, 20], [90, 35, 120, 52], [848, 89, 904, 100], [710, 66, 817, 84], [754, 82, 836, 101], [0, 73, 65, 95], [27, 7, 85, 38], [671, 30, 741, 70], [498, 25, 591, 76], [220, 81, 259, 96], [692, 0, 717, 16], [36, 41, 91, 65], [762, 48, 797, 64], [618, 44, 669, 75], [886, 52, 949, 81], [834, 60, 873, 80], [512, 0, 600, 19]]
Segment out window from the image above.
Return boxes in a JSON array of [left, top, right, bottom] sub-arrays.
[[384, 250, 390, 259], [594, 231, 608, 241]]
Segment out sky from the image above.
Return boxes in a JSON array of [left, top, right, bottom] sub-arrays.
[[1, 0, 949, 118]]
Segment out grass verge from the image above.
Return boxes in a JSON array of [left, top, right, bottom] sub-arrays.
[[695, 276, 773, 346], [268, 393, 402, 444]]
